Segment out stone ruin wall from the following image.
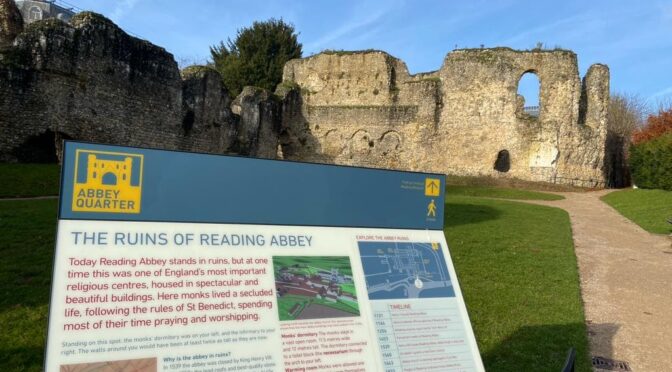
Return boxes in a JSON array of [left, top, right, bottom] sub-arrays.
[[0, 0, 611, 188], [281, 50, 610, 187], [0, 5, 281, 162]]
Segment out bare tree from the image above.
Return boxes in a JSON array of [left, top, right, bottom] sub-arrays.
[[609, 93, 647, 135], [605, 93, 647, 187], [654, 97, 672, 114]]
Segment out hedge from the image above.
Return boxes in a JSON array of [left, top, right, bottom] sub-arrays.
[[629, 132, 672, 190]]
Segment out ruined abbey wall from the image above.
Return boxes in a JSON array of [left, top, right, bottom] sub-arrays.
[[0, 0, 611, 187], [281, 50, 610, 187], [0, 6, 280, 162]]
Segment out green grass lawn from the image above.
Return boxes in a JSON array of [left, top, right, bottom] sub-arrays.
[[0, 196, 589, 371], [601, 189, 672, 234], [0, 166, 589, 371], [0, 199, 57, 371], [446, 184, 564, 201], [0, 164, 60, 198], [445, 195, 590, 372]]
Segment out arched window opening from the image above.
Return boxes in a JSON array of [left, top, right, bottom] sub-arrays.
[[517, 72, 540, 118], [29, 6, 43, 21], [494, 150, 511, 173], [11, 130, 58, 163], [182, 110, 195, 135]]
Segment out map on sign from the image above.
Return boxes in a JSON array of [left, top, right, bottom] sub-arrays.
[[358, 241, 455, 300]]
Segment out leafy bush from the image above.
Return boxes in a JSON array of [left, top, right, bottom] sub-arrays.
[[629, 132, 672, 190]]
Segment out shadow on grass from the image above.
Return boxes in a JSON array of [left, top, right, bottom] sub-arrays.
[[482, 322, 617, 372], [444, 202, 502, 228], [0, 346, 45, 372]]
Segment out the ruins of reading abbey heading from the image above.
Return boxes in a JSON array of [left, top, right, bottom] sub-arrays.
[[0, 1, 612, 187]]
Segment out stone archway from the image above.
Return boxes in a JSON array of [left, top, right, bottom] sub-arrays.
[[11, 130, 72, 163]]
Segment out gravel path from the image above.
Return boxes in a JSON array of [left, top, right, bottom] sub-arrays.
[[522, 190, 671, 371]]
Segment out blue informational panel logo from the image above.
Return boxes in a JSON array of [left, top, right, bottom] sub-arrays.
[[358, 241, 455, 299]]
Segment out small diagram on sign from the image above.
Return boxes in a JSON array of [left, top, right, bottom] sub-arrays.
[[273, 256, 359, 321], [60, 357, 156, 371], [358, 241, 455, 299]]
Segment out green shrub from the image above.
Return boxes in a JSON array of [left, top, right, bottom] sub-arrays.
[[629, 132, 672, 190], [210, 18, 302, 96]]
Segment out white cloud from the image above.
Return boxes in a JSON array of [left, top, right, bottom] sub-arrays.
[[500, 14, 589, 46], [306, 12, 384, 51], [305, 1, 400, 52], [110, 0, 140, 23], [660, 1, 672, 20], [649, 86, 672, 99]]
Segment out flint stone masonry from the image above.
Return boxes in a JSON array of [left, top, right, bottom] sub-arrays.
[[0, 9, 278, 162], [282, 50, 610, 187], [0, 3, 611, 187]]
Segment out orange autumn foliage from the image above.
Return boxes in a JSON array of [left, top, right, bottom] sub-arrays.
[[632, 108, 672, 144]]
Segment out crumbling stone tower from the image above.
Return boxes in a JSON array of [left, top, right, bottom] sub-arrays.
[[0, 0, 23, 50], [0, 4, 281, 162], [281, 49, 609, 187]]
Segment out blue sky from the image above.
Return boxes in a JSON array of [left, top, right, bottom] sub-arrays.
[[65, 0, 672, 107]]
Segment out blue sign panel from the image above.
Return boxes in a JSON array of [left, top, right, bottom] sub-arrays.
[[59, 142, 446, 230]]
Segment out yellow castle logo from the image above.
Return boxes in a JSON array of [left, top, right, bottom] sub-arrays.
[[72, 150, 143, 213]]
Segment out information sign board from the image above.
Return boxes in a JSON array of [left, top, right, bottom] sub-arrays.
[[45, 141, 484, 371]]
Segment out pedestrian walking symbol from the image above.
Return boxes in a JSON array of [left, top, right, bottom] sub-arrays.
[[427, 199, 437, 217]]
